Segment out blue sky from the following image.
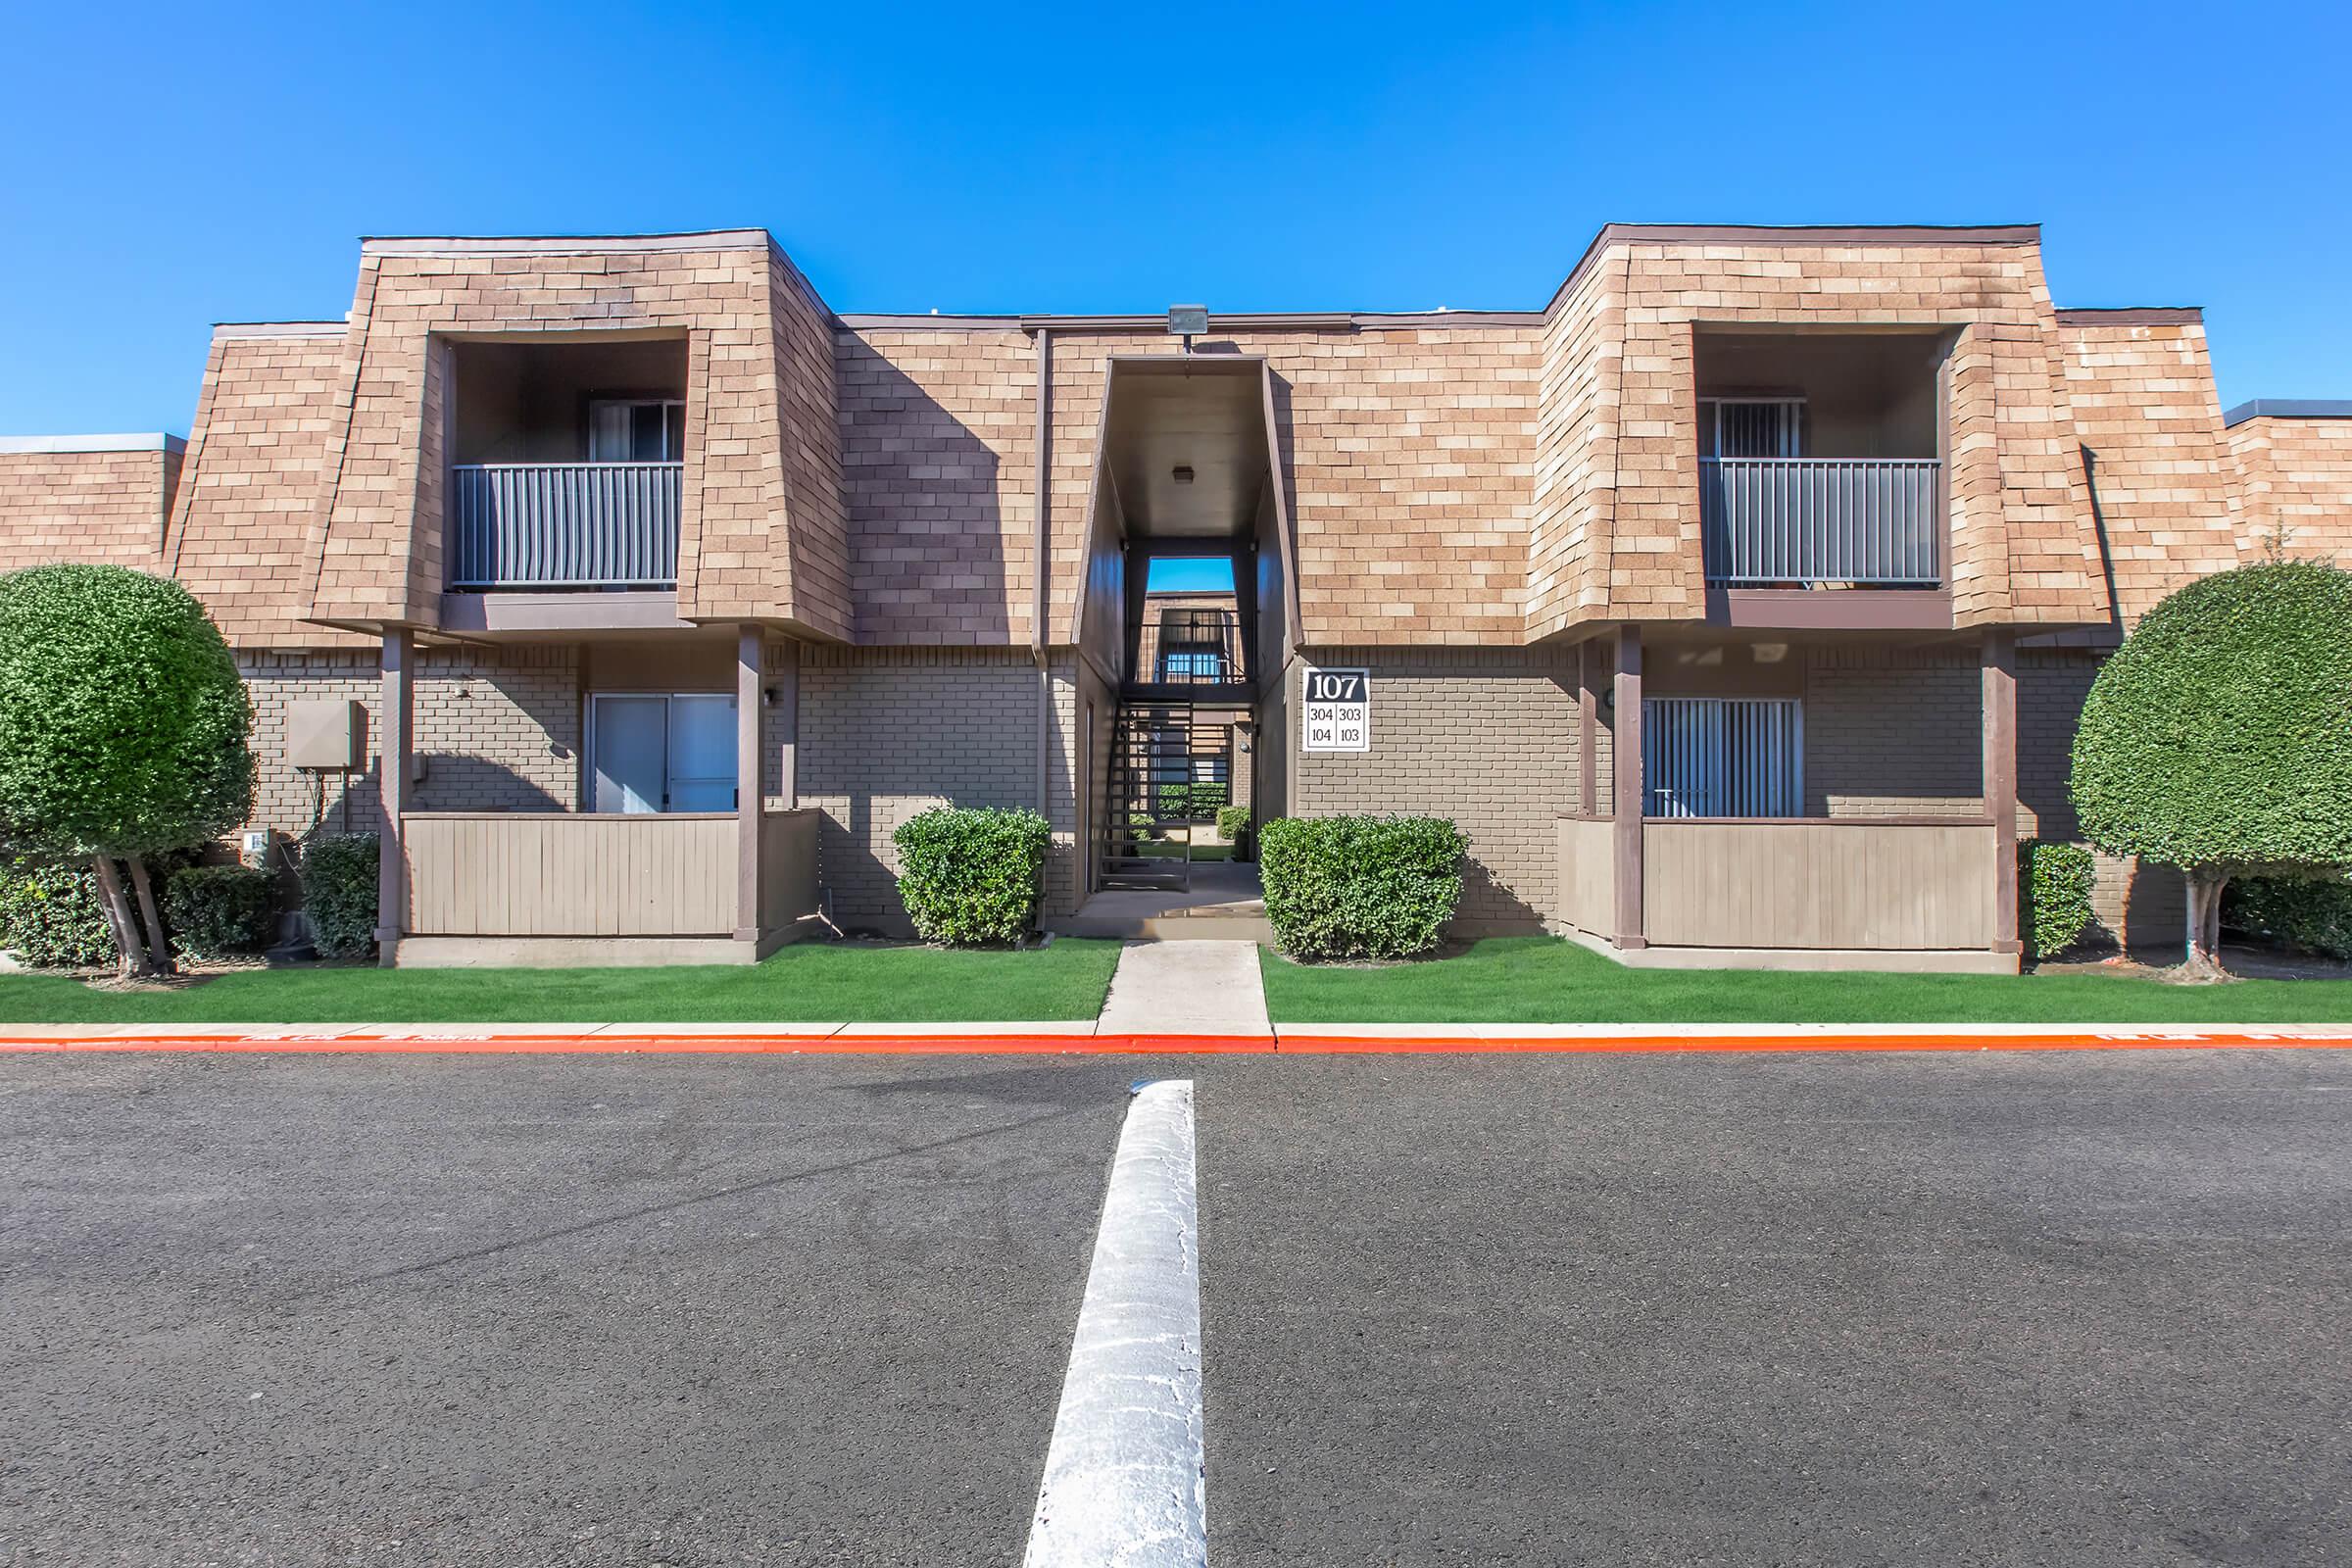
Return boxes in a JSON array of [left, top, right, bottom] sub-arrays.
[[2, 0, 2345, 434]]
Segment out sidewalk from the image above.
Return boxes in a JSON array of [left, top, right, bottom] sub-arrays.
[[4, 1020, 2349, 1054]]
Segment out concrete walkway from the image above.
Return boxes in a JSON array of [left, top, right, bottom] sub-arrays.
[[1097, 940, 1273, 1037]]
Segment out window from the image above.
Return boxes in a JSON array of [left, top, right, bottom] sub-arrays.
[[1642, 697, 1802, 817], [1699, 397, 1803, 459], [589, 693, 736, 812], [588, 399, 687, 463], [1157, 651, 1226, 681]]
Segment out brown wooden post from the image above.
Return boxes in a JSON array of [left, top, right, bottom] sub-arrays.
[[1983, 627, 2021, 955], [736, 624, 763, 945], [1577, 638, 1598, 818], [1611, 624, 1645, 949], [374, 628, 414, 965]]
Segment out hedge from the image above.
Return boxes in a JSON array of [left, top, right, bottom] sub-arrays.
[[2226, 875, 2352, 961], [1215, 804, 1250, 841], [164, 863, 274, 960], [892, 807, 1051, 946], [1258, 815, 1466, 960], [301, 832, 379, 958], [2018, 839, 2095, 962]]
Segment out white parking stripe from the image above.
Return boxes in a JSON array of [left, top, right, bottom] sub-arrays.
[[1022, 1079, 1206, 1568]]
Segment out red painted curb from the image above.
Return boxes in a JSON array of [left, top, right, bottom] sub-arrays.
[[0, 1030, 2345, 1055]]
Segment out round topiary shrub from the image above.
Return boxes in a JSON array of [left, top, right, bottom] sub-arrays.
[[2017, 838, 2095, 962], [2071, 561, 2352, 977], [892, 807, 1050, 946], [0, 565, 254, 976]]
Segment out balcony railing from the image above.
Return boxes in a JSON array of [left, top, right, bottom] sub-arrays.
[[1132, 608, 1248, 688], [1699, 458, 1941, 587], [448, 462, 682, 590]]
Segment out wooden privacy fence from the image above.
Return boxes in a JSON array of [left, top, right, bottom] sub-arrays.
[[404, 809, 822, 939], [1559, 816, 1997, 951]]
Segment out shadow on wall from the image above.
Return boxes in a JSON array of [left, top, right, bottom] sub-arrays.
[[835, 338, 1009, 644], [1454, 852, 1553, 937], [409, 751, 572, 813]]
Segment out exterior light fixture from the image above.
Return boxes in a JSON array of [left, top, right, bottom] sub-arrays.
[[1168, 304, 1207, 353]]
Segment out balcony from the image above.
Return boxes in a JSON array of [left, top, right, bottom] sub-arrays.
[[1130, 607, 1250, 693], [448, 462, 682, 590], [1699, 458, 1941, 587]]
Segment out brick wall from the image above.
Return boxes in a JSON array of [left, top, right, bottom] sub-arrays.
[[412, 647, 579, 810], [0, 446, 174, 572], [796, 646, 1055, 928], [1803, 647, 1983, 816], [1282, 646, 1589, 930], [236, 647, 581, 843]]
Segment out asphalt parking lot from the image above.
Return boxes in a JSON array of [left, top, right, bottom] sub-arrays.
[[3, 1047, 2348, 1566]]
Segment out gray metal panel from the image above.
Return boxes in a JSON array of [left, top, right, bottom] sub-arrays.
[[2223, 398, 2352, 427], [1700, 458, 1941, 588], [447, 462, 682, 590]]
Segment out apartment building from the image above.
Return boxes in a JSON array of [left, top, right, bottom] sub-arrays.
[[1, 223, 2344, 970]]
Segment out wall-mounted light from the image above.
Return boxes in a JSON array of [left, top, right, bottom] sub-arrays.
[[761, 685, 780, 708]]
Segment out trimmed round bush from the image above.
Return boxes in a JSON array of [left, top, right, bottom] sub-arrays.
[[2225, 875, 2352, 961], [0, 565, 254, 860], [0, 858, 118, 966], [2018, 839, 2095, 962], [2071, 561, 2352, 972], [164, 863, 274, 960], [1215, 804, 1250, 840], [892, 807, 1051, 946], [0, 564, 254, 975], [1258, 814, 1466, 960], [301, 832, 380, 958]]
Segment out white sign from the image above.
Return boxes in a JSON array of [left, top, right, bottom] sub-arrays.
[[1301, 667, 1371, 753]]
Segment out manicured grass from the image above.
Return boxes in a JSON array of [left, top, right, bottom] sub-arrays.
[[1260, 936, 2352, 1025], [0, 939, 1123, 1025]]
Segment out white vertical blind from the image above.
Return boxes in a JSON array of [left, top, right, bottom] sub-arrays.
[[1642, 697, 1803, 817]]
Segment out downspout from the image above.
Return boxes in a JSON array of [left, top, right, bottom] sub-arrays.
[[1034, 328, 1054, 815]]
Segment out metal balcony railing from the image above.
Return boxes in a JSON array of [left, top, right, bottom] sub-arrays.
[[448, 462, 682, 589], [1699, 458, 1942, 587], [1132, 609, 1248, 687]]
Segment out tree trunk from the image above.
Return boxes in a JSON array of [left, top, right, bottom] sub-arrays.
[[125, 857, 174, 976], [2179, 870, 2231, 982], [89, 856, 151, 980]]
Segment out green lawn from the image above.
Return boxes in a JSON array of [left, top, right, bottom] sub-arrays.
[[0, 939, 1124, 1025], [1260, 936, 2352, 1025]]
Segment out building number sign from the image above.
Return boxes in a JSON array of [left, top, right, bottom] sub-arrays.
[[1302, 667, 1371, 753]]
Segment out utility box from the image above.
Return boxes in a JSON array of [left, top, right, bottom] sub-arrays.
[[287, 700, 364, 771]]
